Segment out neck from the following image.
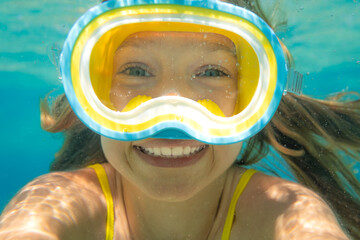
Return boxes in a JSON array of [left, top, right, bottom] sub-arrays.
[[120, 171, 229, 240]]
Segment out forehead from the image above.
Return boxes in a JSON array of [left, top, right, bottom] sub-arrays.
[[117, 31, 236, 53]]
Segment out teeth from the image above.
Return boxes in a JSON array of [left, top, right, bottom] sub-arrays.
[[153, 148, 160, 155], [161, 147, 171, 156], [136, 145, 206, 158], [184, 146, 191, 155]]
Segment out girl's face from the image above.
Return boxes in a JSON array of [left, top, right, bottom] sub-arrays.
[[101, 32, 242, 201]]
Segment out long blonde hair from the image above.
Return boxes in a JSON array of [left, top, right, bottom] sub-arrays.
[[42, 0, 360, 238]]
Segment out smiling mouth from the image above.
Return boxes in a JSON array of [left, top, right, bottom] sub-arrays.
[[134, 145, 208, 158]]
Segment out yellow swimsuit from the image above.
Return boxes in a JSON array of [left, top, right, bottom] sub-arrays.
[[88, 164, 257, 240]]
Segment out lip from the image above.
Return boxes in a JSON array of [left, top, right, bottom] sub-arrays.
[[133, 139, 209, 168]]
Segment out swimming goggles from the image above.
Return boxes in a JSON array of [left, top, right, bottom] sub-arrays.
[[60, 0, 303, 144]]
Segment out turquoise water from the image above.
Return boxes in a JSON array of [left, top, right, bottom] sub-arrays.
[[0, 0, 359, 211]]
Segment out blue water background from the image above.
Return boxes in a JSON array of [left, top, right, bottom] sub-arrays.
[[0, 0, 359, 211]]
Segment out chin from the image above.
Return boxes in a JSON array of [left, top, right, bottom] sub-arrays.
[[139, 177, 205, 202]]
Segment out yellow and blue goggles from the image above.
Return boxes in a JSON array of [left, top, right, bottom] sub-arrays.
[[60, 0, 301, 144]]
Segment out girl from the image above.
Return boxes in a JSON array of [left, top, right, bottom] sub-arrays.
[[1, 0, 359, 239]]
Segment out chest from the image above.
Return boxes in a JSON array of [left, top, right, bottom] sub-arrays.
[[107, 173, 275, 240]]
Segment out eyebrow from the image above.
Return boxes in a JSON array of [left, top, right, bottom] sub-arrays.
[[117, 36, 237, 55], [202, 41, 237, 55]]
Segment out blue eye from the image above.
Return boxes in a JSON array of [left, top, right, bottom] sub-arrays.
[[195, 66, 230, 78], [120, 65, 152, 77]]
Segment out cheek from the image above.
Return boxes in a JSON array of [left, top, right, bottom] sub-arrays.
[[213, 142, 242, 168], [101, 136, 129, 168], [211, 88, 238, 117], [109, 81, 133, 111]]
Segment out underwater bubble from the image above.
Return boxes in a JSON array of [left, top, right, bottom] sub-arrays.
[[46, 43, 62, 79]]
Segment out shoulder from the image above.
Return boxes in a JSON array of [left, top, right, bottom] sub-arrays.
[[230, 169, 349, 240], [12, 164, 106, 203], [0, 165, 107, 239]]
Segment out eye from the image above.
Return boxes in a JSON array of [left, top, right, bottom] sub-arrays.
[[119, 63, 153, 77], [195, 65, 230, 78]]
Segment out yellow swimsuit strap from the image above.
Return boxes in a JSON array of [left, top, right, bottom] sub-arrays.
[[88, 164, 115, 240], [222, 169, 258, 240], [88, 164, 256, 240]]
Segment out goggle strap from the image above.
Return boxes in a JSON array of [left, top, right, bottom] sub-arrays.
[[284, 70, 304, 95]]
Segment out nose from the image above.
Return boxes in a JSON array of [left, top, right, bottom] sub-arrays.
[[162, 88, 198, 100], [159, 76, 199, 100], [164, 91, 181, 97]]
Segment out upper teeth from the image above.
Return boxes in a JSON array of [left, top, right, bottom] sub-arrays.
[[136, 145, 206, 158]]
